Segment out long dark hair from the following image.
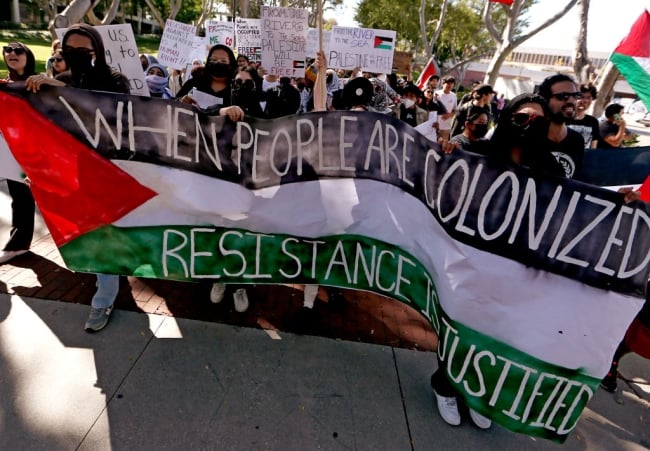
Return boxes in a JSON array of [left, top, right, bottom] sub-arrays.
[[3, 42, 36, 81]]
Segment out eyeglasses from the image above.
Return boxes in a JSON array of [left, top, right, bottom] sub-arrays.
[[3, 46, 26, 55], [550, 91, 582, 101], [511, 113, 548, 127]]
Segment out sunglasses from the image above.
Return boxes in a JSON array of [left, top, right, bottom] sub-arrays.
[[511, 113, 548, 127], [63, 46, 94, 55], [550, 91, 582, 101], [3, 46, 26, 55], [233, 78, 255, 90], [53, 57, 65, 62]]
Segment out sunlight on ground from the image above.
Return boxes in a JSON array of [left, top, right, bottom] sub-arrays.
[[0, 295, 109, 439], [150, 315, 183, 338]]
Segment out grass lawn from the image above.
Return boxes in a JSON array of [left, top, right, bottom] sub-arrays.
[[0, 29, 161, 79]]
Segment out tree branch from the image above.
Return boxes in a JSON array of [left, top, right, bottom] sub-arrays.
[[427, 0, 449, 54], [511, 0, 578, 47]]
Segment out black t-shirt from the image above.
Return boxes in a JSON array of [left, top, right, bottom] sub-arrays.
[[449, 134, 489, 154], [400, 105, 418, 127], [548, 128, 585, 179], [451, 103, 491, 137], [599, 120, 627, 149], [567, 114, 600, 148]]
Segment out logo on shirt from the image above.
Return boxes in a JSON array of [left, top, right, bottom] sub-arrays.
[[552, 152, 576, 178]]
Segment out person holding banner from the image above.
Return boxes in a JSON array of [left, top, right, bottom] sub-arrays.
[[0, 42, 37, 264], [176, 44, 245, 122], [25, 23, 131, 332], [432, 93, 565, 429]]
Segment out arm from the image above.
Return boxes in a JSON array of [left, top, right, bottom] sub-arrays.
[[25, 74, 65, 92], [603, 118, 631, 148]]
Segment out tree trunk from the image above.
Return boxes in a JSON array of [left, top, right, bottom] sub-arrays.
[[483, 0, 578, 86], [50, 0, 93, 36], [573, 0, 592, 83], [143, 0, 166, 29], [591, 61, 619, 118]]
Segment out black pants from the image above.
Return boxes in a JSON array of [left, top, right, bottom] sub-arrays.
[[431, 355, 457, 397], [3, 179, 34, 251]]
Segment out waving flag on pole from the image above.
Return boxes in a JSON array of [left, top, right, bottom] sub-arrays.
[[610, 9, 650, 110], [416, 57, 439, 90]]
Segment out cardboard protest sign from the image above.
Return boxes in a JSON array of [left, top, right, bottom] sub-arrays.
[[392, 51, 413, 74], [236, 18, 262, 63], [157, 19, 197, 70], [306, 28, 331, 59], [260, 6, 308, 77], [55, 24, 149, 96], [206, 20, 235, 49], [328, 26, 396, 73]]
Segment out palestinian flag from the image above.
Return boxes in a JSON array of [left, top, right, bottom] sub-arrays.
[[490, 0, 514, 4], [292, 60, 305, 69], [415, 57, 438, 90], [374, 35, 393, 50], [1, 84, 649, 443], [610, 10, 650, 111]]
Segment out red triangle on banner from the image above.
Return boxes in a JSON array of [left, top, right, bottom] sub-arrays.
[[615, 10, 650, 58], [639, 175, 650, 202], [0, 91, 157, 246]]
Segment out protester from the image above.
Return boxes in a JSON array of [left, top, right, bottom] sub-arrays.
[[236, 54, 250, 70], [263, 76, 301, 118], [450, 83, 494, 137], [139, 53, 159, 71], [44, 39, 61, 77], [168, 68, 183, 97], [599, 103, 632, 149], [601, 280, 650, 392], [397, 83, 428, 127], [25, 23, 130, 332], [567, 83, 600, 148], [432, 93, 565, 430], [0, 42, 37, 264], [537, 74, 585, 178], [436, 76, 458, 141], [46, 48, 67, 78], [449, 108, 490, 153], [145, 63, 173, 99], [231, 66, 264, 117]]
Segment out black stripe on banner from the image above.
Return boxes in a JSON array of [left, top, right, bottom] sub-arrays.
[[6, 84, 650, 299]]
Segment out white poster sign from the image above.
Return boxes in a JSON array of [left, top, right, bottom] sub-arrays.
[[260, 6, 308, 77], [306, 28, 331, 59], [157, 19, 197, 70], [206, 20, 235, 49], [328, 26, 397, 74], [235, 18, 262, 63]]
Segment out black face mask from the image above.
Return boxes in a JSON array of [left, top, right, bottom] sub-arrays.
[[207, 61, 231, 78], [63, 47, 94, 73], [472, 123, 489, 138]]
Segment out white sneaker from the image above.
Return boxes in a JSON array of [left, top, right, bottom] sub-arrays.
[[0, 249, 28, 264], [210, 283, 226, 304], [233, 288, 249, 313], [469, 408, 492, 430], [434, 390, 461, 426], [303, 284, 319, 309]]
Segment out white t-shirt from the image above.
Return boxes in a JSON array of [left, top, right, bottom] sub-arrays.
[[436, 90, 458, 131]]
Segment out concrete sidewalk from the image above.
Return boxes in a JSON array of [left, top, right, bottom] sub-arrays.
[[1, 294, 649, 450]]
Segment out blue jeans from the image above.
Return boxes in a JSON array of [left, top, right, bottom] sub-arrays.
[[91, 274, 119, 308]]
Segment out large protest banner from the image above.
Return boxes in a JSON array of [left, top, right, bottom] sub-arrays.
[[157, 19, 197, 69], [206, 20, 235, 49], [578, 146, 650, 186], [55, 24, 149, 96], [260, 6, 308, 77], [0, 84, 649, 442], [235, 18, 262, 63], [329, 26, 396, 73]]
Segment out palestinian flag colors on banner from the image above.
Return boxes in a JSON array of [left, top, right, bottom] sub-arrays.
[[415, 57, 438, 90], [1, 84, 649, 443], [610, 9, 650, 111], [373, 35, 393, 50]]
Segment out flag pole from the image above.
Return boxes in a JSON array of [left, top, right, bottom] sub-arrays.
[[314, 0, 327, 112]]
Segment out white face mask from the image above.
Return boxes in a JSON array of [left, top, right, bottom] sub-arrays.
[[402, 98, 415, 109]]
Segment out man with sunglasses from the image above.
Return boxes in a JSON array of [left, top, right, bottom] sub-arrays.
[[537, 74, 585, 179]]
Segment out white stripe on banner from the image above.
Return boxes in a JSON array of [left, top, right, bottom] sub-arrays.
[[113, 160, 643, 378]]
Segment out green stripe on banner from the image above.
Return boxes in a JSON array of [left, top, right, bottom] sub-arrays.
[[61, 223, 599, 442], [60, 224, 443, 328], [439, 315, 599, 443]]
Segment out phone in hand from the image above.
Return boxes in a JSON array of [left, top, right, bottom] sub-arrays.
[[613, 113, 621, 121]]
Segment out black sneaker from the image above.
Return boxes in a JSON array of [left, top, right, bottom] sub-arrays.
[[600, 372, 618, 393]]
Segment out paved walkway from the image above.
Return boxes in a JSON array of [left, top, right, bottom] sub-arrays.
[[1, 181, 650, 449]]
